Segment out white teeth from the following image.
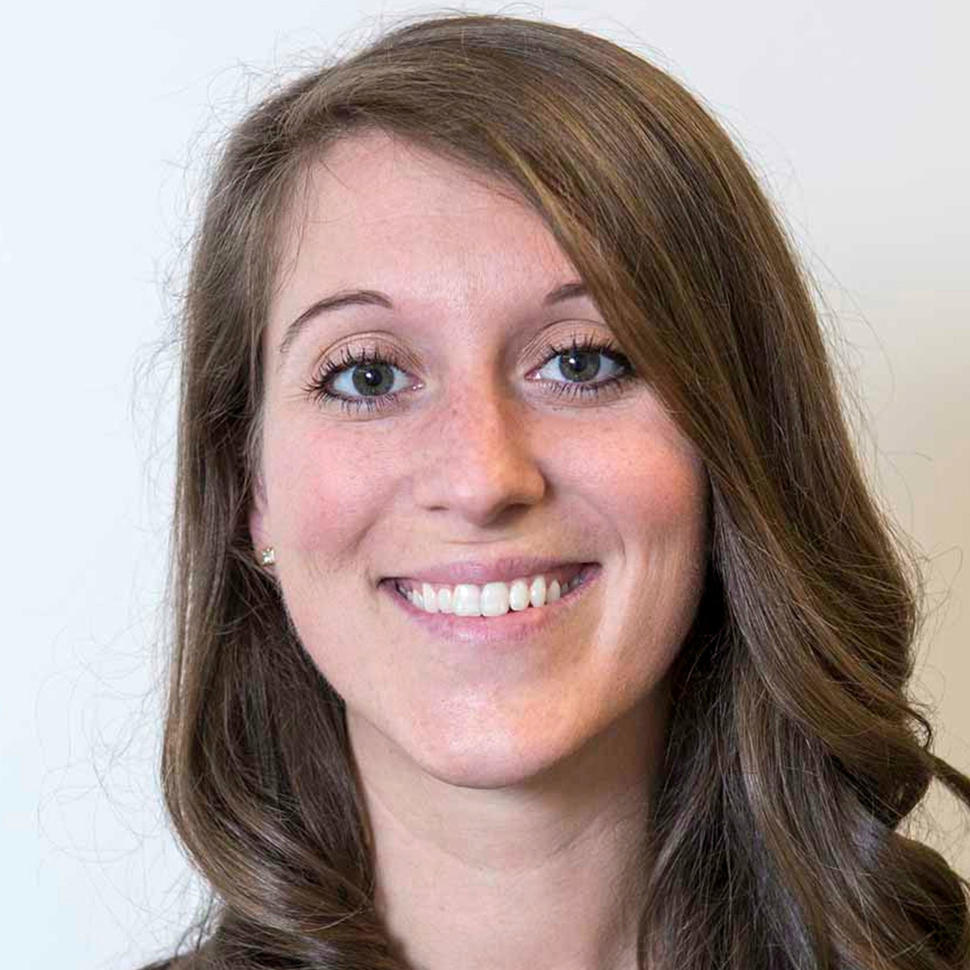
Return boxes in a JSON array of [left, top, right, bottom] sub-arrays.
[[398, 570, 585, 617], [422, 583, 439, 614]]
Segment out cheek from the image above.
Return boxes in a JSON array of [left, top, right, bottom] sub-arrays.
[[583, 425, 709, 548], [583, 426, 710, 635], [632, 446, 709, 592], [262, 419, 399, 559]]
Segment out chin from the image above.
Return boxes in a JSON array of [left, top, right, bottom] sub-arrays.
[[407, 703, 626, 792]]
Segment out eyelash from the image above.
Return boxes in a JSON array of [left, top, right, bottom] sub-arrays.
[[302, 334, 638, 416]]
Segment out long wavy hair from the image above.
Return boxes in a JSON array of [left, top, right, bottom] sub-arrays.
[[144, 11, 970, 970]]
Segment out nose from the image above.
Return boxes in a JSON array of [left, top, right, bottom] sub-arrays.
[[412, 374, 547, 527]]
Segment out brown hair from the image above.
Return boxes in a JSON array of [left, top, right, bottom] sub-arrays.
[[147, 11, 970, 969]]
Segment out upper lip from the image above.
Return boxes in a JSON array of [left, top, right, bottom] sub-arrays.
[[384, 556, 594, 586]]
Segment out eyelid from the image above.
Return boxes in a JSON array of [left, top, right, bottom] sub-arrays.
[[311, 331, 620, 386], [302, 328, 635, 415], [310, 323, 615, 375]]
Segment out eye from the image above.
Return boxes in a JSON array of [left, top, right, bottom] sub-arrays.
[[324, 348, 411, 401], [302, 333, 638, 415], [533, 335, 631, 390]]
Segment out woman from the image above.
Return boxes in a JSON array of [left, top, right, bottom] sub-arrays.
[[143, 12, 970, 970]]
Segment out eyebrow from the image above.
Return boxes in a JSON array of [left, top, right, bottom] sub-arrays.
[[276, 280, 590, 359]]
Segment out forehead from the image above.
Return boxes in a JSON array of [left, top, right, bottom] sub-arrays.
[[296, 130, 518, 219], [269, 131, 575, 323]]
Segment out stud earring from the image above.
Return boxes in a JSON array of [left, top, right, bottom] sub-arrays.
[[258, 546, 276, 566]]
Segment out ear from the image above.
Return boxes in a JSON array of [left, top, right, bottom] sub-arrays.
[[248, 474, 271, 552]]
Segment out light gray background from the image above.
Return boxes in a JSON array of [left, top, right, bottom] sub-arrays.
[[3, 2, 967, 967]]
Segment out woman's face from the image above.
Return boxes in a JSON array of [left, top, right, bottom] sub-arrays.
[[252, 130, 710, 788]]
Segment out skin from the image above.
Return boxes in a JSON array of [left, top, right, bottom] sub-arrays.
[[250, 129, 711, 970]]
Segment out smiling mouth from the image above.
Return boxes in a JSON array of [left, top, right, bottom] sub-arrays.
[[385, 563, 599, 618]]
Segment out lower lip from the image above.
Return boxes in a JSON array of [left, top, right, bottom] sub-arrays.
[[380, 563, 601, 645]]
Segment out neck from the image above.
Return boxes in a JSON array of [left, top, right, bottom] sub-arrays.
[[347, 692, 667, 970]]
